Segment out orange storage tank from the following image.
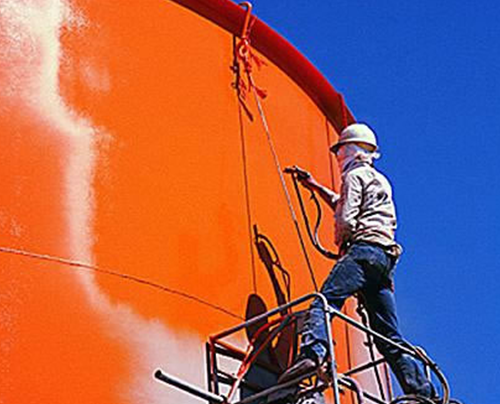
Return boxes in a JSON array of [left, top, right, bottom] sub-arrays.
[[0, 1, 388, 403]]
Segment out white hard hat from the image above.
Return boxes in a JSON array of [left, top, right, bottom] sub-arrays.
[[330, 123, 378, 153]]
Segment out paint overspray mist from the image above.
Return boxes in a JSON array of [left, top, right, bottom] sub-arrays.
[[0, 1, 204, 402]]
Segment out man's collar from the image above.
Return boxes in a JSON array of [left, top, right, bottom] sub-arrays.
[[341, 159, 371, 175]]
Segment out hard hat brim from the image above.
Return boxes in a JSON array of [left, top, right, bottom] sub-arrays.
[[329, 140, 378, 154], [329, 142, 344, 154]]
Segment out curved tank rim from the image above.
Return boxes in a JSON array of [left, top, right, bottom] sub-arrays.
[[169, 0, 355, 132]]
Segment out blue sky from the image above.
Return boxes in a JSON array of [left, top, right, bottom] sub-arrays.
[[246, 1, 500, 402]]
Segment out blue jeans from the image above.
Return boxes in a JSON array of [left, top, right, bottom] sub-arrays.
[[301, 242, 434, 397]]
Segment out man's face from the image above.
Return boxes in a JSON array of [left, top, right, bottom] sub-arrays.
[[335, 144, 351, 160], [335, 142, 375, 159]]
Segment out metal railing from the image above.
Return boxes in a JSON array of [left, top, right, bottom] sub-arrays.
[[155, 292, 453, 404]]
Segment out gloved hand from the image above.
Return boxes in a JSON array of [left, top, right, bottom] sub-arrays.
[[284, 166, 315, 190]]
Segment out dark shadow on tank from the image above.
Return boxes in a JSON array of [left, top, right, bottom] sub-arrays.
[[241, 225, 299, 402]]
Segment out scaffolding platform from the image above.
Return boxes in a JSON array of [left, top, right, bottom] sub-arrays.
[[154, 293, 461, 404]]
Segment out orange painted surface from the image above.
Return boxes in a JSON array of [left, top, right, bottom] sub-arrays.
[[0, 1, 382, 403], [0, 72, 129, 403]]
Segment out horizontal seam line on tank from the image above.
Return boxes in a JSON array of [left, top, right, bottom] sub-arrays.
[[0, 245, 243, 320]]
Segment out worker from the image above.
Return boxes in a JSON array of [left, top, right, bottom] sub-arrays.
[[279, 123, 435, 398]]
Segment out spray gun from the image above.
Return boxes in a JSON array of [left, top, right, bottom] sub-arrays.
[[283, 165, 311, 182]]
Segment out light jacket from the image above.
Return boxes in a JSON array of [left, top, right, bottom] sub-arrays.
[[333, 160, 402, 257]]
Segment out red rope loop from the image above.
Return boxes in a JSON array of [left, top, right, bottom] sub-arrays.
[[235, 6, 268, 100]]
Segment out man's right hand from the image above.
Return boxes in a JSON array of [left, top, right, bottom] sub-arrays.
[[284, 166, 316, 190], [285, 165, 339, 209]]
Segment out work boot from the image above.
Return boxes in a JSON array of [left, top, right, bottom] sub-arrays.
[[278, 356, 319, 384]]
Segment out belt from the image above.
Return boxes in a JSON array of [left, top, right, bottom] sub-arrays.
[[352, 241, 402, 261]]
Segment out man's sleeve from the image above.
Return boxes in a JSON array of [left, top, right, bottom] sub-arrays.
[[335, 172, 363, 245]]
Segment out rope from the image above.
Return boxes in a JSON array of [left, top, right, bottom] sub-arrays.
[[232, 33, 258, 293], [234, 22, 318, 291], [247, 74, 318, 292], [0, 245, 243, 320], [237, 98, 258, 293]]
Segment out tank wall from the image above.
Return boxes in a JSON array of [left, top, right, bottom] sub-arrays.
[[0, 1, 377, 403]]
